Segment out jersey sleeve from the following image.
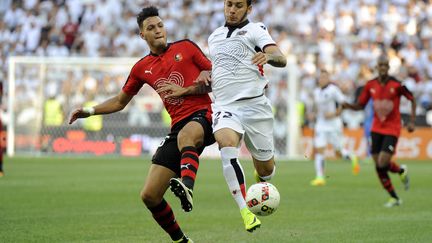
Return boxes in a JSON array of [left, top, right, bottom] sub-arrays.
[[187, 40, 212, 71], [253, 23, 276, 50], [357, 82, 371, 107], [122, 64, 145, 96], [332, 85, 347, 104], [399, 85, 414, 101]]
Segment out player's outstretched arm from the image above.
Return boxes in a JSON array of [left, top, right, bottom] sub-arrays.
[[252, 45, 286, 68], [68, 91, 133, 124], [342, 102, 364, 111]]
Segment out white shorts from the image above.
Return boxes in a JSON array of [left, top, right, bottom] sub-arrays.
[[314, 129, 344, 151], [212, 96, 274, 161]]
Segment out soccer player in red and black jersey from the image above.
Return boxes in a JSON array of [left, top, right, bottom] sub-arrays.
[[69, 6, 213, 243], [344, 55, 416, 207]]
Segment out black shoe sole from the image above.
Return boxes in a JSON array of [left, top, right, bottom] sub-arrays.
[[169, 179, 193, 212], [247, 224, 261, 233]]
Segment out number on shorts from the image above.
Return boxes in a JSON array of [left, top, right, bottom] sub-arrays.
[[214, 111, 232, 125]]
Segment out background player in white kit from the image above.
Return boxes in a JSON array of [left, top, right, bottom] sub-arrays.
[[205, 0, 286, 232], [310, 70, 360, 186]]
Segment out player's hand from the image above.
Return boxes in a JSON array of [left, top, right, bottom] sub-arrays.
[[194, 70, 212, 86], [252, 52, 268, 66], [157, 83, 186, 98], [407, 121, 415, 133], [69, 108, 90, 124]]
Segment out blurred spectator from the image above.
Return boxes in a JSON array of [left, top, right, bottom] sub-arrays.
[[2, 0, 432, 132]]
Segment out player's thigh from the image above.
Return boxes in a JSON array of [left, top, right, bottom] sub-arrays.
[[243, 114, 274, 161], [212, 104, 243, 147], [313, 130, 328, 150], [141, 164, 176, 205], [152, 135, 182, 176], [381, 135, 398, 154], [212, 104, 244, 134], [328, 130, 344, 152], [178, 121, 205, 148], [370, 132, 385, 154], [214, 128, 242, 148]]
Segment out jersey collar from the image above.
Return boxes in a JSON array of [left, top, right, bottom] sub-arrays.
[[150, 43, 171, 56], [225, 19, 249, 38], [225, 19, 249, 29]]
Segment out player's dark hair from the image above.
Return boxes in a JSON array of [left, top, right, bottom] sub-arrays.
[[247, 0, 252, 6], [137, 6, 159, 29]]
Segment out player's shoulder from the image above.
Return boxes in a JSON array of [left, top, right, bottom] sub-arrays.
[[132, 55, 151, 71], [324, 83, 339, 93], [388, 76, 402, 84], [209, 26, 226, 39], [249, 22, 269, 31], [365, 77, 378, 86], [243, 22, 269, 34], [170, 39, 197, 47]]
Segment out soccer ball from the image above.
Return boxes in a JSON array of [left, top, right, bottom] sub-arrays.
[[246, 182, 280, 216]]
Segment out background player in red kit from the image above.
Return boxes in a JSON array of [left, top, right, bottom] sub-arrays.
[[69, 6, 213, 243], [343, 54, 416, 208]]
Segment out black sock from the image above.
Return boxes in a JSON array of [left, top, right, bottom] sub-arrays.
[[147, 199, 184, 241]]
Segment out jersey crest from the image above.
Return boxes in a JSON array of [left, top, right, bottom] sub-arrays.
[[174, 53, 183, 62]]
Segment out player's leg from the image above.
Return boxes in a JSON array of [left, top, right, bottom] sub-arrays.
[[215, 128, 245, 205], [213, 104, 260, 232], [253, 157, 275, 182], [371, 133, 401, 207], [384, 140, 409, 191], [176, 120, 204, 190], [311, 146, 326, 186], [310, 131, 327, 185], [141, 164, 191, 242], [170, 111, 213, 212], [332, 131, 360, 175]]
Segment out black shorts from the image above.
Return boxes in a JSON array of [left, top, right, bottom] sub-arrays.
[[370, 132, 398, 154], [152, 109, 215, 176]]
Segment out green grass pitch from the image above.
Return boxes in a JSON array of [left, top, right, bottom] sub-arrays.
[[1, 156, 431, 242]]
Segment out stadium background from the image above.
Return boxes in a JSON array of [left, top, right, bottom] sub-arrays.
[[1, 0, 432, 159], [1, 1, 432, 242]]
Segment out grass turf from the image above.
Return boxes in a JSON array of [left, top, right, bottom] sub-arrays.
[[1, 157, 431, 242]]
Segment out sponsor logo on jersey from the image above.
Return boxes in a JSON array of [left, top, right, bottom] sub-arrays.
[[145, 67, 153, 74]]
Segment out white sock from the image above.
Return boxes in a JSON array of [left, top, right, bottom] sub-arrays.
[[221, 147, 247, 209], [314, 153, 325, 178], [258, 165, 276, 181]]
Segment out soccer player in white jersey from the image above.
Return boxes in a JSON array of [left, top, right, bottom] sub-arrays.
[[310, 70, 360, 186], [206, 0, 286, 232]]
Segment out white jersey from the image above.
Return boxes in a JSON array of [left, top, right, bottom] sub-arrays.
[[313, 84, 347, 131], [208, 21, 276, 105]]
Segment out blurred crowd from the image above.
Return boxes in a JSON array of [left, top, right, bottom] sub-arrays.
[[1, 0, 432, 131]]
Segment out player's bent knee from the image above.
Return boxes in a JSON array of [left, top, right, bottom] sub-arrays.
[[140, 190, 161, 207]]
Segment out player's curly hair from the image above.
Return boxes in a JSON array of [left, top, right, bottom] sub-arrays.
[[137, 6, 159, 29]]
